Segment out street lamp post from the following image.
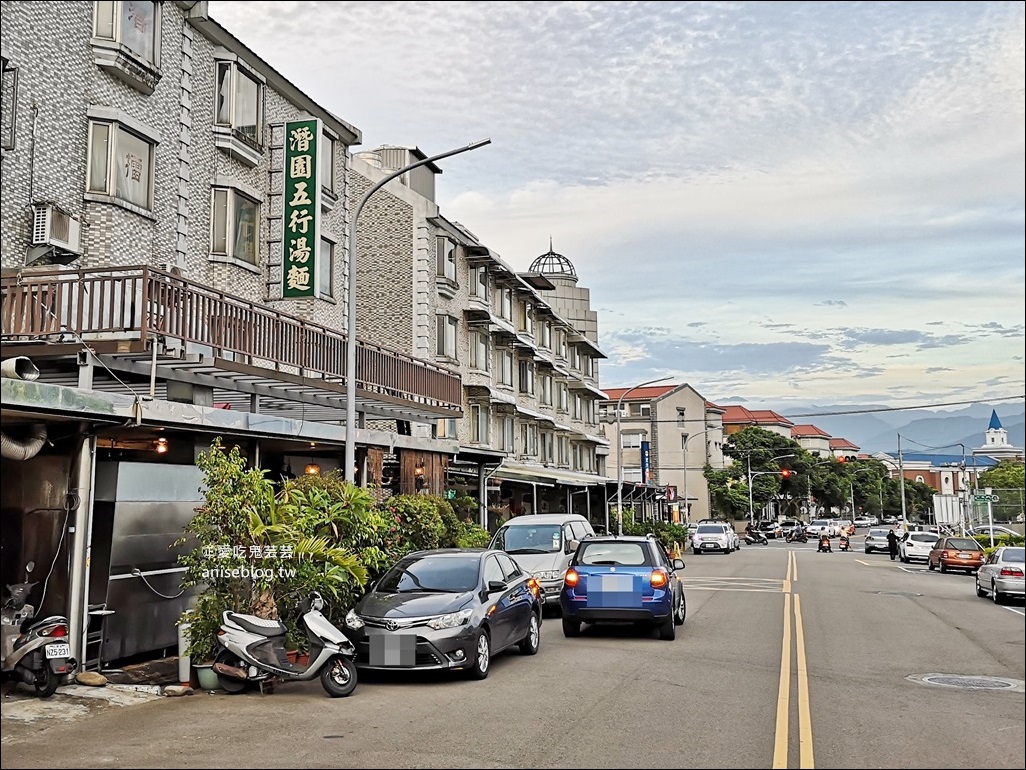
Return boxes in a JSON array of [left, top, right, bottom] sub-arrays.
[[613, 376, 671, 535], [344, 138, 492, 483], [681, 427, 716, 524]]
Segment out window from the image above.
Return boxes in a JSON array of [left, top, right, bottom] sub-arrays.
[[320, 132, 335, 193], [1, 58, 18, 151], [436, 236, 456, 281], [558, 435, 570, 465], [215, 61, 262, 145], [498, 349, 514, 387], [470, 266, 489, 300], [518, 359, 535, 395], [572, 394, 582, 420], [94, 1, 158, 64], [568, 346, 580, 371], [538, 321, 551, 350], [622, 433, 643, 449], [495, 553, 523, 581], [540, 431, 554, 464], [436, 315, 458, 359], [483, 556, 505, 587], [318, 238, 334, 298], [556, 330, 567, 359], [540, 373, 553, 406], [434, 418, 457, 439], [520, 423, 537, 457], [210, 187, 259, 264], [677, 408, 686, 427], [631, 403, 651, 417], [501, 417, 514, 453], [498, 286, 513, 321], [88, 120, 154, 210], [557, 382, 569, 413], [471, 404, 490, 444], [517, 299, 533, 335], [470, 331, 490, 371]]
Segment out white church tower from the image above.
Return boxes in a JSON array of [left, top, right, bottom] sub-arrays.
[[972, 410, 1023, 461]]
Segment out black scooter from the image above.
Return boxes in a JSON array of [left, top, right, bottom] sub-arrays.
[[786, 530, 809, 543]]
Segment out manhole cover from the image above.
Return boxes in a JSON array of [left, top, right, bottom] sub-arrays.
[[909, 673, 1024, 692]]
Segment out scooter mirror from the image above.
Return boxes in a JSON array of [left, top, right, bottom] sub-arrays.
[[25, 561, 35, 573]]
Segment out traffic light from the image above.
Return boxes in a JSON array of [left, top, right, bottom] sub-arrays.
[[837, 455, 858, 463], [780, 469, 793, 478]]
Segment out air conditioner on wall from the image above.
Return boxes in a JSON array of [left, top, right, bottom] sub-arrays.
[[29, 203, 81, 263]]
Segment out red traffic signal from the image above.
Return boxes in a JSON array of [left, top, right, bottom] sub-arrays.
[[837, 455, 858, 463], [780, 469, 793, 478]]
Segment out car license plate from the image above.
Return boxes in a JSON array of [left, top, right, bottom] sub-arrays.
[[703, 543, 717, 549], [369, 634, 415, 667], [958, 553, 973, 559], [45, 643, 71, 659]]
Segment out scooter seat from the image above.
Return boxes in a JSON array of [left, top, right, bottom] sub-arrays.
[[226, 612, 288, 637]]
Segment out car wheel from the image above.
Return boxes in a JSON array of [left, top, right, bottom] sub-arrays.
[[673, 591, 687, 626], [975, 577, 986, 598], [518, 612, 541, 655], [561, 617, 582, 637], [658, 610, 676, 641], [939, 562, 948, 574], [692, 548, 701, 555], [992, 581, 1004, 605], [864, 549, 871, 554], [466, 629, 491, 680], [928, 560, 936, 571]]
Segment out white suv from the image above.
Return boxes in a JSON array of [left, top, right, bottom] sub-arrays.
[[691, 523, 733, 555], [806, 519, 838, 538]]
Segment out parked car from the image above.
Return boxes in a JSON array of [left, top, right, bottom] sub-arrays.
[[852, 516, 875, 528], [559, 534, 686, 641], [967, 525, 1021, 543], [975, 547, 1025, 604], [488, 513, 595, 608], [691, 523, 733, 554], [346, 549, 542, 680], [928, 536, 985, 574], [758, 520, 783, 539], [864, 528, 892, 554], [899, 531, 939, 563]]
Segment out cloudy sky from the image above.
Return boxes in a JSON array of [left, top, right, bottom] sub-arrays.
[[213, 1, 1025, 412]]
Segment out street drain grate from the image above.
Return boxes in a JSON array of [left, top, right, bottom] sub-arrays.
[[909, 673, 1024, 692]]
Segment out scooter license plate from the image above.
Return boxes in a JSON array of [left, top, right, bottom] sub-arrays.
[[45, 643, 71, 659]]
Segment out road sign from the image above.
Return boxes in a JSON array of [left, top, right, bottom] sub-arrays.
[[973, 494, 999, 503]]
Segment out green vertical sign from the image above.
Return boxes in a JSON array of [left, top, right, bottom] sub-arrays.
[[282, 118, 321, 298]]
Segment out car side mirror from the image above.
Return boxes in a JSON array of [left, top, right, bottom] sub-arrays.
[[487, 580, 507, 593], [672, 558, 686, 571], [566, 538, 580, 554]]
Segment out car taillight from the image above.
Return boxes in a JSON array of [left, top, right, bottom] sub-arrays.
[[527, 577, 541, 597], [941, 550, 951, 558], [564, 569, 579, 587], [999, 567, 1024, 577], [650, 570, 668, 588], [42, 624, 67, 637]]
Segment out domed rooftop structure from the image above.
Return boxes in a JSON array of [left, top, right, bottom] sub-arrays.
[[528, 238, 577, 279]]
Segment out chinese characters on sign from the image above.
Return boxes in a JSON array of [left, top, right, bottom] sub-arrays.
[[282, 118, 321, 298]]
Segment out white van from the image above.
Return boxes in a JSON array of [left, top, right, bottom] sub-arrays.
[[488, 514, 595, 607]]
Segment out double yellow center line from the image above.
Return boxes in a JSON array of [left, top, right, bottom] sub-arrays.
[[773, 550, 814, 769]]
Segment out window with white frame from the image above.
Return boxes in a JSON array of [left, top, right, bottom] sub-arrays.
[[501, 417, 515, 453], [621, 433, 643, 449], [572, 393, 583, 420], [318, 238, 334, 298], [557, 382, 569, 412], [520, 423, 538, 457], [94, 1, 159, 65], [623, 467, 643, 483], [558, 435, 570, 466], [87, 120, 155, 210], [470, 266, 489, 300], [540, 431, 554, 464], [215, 60, 262, 145], [517, 299, 533, 335], [434, 418, 457, 439], [470, 331, 490, 371], [471, 404, 490, 444], [631, 402, 651, 417], [320, 132, 335, 194], [436, 315, 458, 359], [568, 345, 580, 371], [540, 373, 553, 406], [557, 330, 567, 359], [498, 348, 514, 387], [677, 408, 686, 427], [539, 321, 551, 350], [518, 359, 535, 395], [436, 236, 456, 281], [210, 187, 259, 264], [580, 353, 592, 378], [498, 286, 513, 321]]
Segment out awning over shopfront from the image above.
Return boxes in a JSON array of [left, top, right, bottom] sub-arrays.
[[493, 462, 608, 489]]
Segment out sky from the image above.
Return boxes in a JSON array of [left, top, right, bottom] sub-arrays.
[[212, 1, 1025, 413]]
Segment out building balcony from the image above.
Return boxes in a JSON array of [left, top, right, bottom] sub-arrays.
[[1, 265, 462, 422]]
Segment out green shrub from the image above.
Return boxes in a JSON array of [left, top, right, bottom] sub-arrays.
[[376, 494, 446, 554]]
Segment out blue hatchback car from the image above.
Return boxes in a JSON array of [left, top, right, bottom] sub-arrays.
[[558, 534, 686, 641]]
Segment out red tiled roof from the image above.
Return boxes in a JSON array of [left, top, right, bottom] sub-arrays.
[[829, 437, 860, 450], [601, 385, 677, 402], [791, 424, 830, 438], [717, 404, 794, 428]]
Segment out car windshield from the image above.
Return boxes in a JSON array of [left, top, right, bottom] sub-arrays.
[[577, 542, 652, 567], [696, 524, 726, 534], [1002, 548, 1025, 563], [945, 538, 981, 550], [376, 555, 480, 593], [492, 523, 562, 554]]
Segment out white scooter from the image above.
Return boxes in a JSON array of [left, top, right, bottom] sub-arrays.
[[2, 561, 77, 697], [213, 592, 358, 697]]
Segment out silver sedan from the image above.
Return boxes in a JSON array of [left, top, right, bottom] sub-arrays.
[[975, 546, 1025, 604]]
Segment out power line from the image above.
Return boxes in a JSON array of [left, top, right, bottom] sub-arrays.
[[778, 395, 1024, 419]]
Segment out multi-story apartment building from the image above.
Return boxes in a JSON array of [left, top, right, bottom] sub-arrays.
[[0, 1, 462, 667], [600, 384, 726, 522], [348, 148, 610, 528]]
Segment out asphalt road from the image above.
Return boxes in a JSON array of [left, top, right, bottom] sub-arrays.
[[2, 536, 1023, 769]]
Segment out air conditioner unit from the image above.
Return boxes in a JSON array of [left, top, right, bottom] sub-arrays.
[[32, 203, 81, 255]]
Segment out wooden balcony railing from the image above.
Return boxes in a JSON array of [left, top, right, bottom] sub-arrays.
[[1, 265, 462, 412]]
